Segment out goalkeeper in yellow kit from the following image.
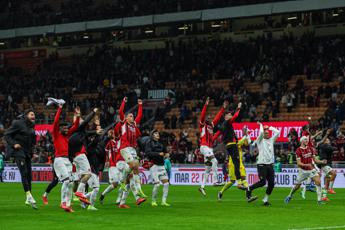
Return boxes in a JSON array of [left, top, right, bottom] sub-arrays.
[[218, 126, 251, 200]]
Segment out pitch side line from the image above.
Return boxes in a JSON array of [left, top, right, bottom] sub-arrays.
[[289, 225, 345, 230]]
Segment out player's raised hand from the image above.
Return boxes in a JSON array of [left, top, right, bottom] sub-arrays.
[[237, 102, 242, 109], [205, 97, 210, 105], [93, 108, 99, 113], [138, 99, 143, 105], [123, 97, 128, 103]]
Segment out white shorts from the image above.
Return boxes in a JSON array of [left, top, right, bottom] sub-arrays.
[[109, 161, 129, 184], [150, 165, 168, 184], [73, 154, 91, 176], [200, 146, 214, 161], [87, 173, 100, 189], [296, 168, 319, 184], [120, 147, 137, 163], [53, 157, 72, 181], [321, 165, 333, 175], [117, 161, 130, 174]]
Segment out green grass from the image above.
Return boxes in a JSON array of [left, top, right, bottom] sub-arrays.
[[0, 183, 345, 230]]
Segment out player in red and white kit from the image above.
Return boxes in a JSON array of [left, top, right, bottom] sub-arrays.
[[300, 124, 322, 199], [99, 129, 129, 205], [285, 136, 327, 205], [198, 97, 228, 196], [52, 104, 80, 212], [114, 97, 146, 207]]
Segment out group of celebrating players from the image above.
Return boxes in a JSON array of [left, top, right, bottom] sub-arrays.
[[39, 97, 150, 212], [197, 97, 338, 206], [4, 96, 338, 212]]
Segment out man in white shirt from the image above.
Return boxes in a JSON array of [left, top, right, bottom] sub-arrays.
[[246, 122, 280, 206]]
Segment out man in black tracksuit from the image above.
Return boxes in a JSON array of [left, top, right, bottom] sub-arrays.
[[68, 108, 99, 161], [87, 122, 115, 175], [145, 130, 170, 206], [220, 103, 245, 188], [4, 110, 37, 209], [317, 129, 337, 194], [82, 121, 115, 210]]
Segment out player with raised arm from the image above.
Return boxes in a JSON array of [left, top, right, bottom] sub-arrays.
[[198, 98, 228, 196], [99, 129, 127, 205], [218, 126, 251, 200], [246, 122, 280, 206], [285, 136, 327, 205], [52, 103, 80, 212], [220, 102, 245, 189], [115, 97, 146, 207], [316, 129, 337, 201], [69, 107, 99, 204], [81, 118, 104, 211], [300, 123, 322, 198]]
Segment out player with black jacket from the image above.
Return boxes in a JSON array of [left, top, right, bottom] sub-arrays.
[[220, 102, 245, 188], [145, 130, 170, 207], [4, 110, 37, 209], [317, 129, 337, 197], [82, 120, 114, 210], [68, 108, 98, 201]]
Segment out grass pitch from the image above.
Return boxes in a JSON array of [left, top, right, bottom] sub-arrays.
[[0, 183, 344, 230]]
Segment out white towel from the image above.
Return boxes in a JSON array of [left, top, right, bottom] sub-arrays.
[[46, 97, 66, 106]]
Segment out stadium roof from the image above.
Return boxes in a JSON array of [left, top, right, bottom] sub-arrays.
[[0, 0, 344, 39]]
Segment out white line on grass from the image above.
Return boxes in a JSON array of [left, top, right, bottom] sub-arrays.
[[289, 226, 345, 230]]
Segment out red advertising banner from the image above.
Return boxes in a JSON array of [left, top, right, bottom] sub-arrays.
[[35, 124, 53, 137], [232, 121, 309, 142]]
